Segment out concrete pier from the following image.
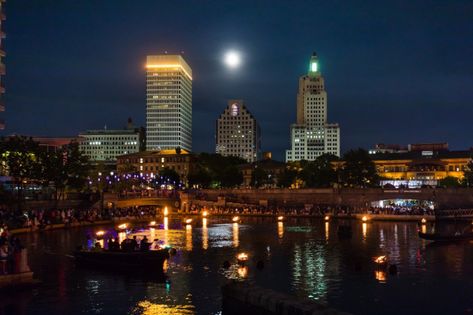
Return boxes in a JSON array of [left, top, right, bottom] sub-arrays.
[[222, 282, 351, 315]]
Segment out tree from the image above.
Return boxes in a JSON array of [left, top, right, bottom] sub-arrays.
[[277, 167, 298, 188], [159, 167, 180, 185], [463, 161, 473, 187], [251, 167, 268, 188], [188, 167, 212, 188], [300, 153, 339, 188], [438, 176, 462, 188], [190, 153, 246, 188], [218, 165, 243, 188], [41, 141, 90, 200], [0, 136, 42, 210], [341, 148, 379, 187]]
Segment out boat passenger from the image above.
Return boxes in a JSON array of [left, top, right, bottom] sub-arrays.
[[92, 242, 102, 252], [111, 238, 120, 251], [121, 238, 131, 251], [0, 243, 8, 274], [140, 236, 150, 252], [107, 238, 114, 250], [131, 236, 138, 251]]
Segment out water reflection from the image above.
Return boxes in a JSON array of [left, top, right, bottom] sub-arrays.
[[185, 224, 193, 251], [278, 221, 284, 239], [232, 223, 239, 248], [324, 222, 329, 241], [237, 266, 248, 278], [202, 218, 208, 250], [375, 270, 387, 283], [132, 301, 195, 315], [13, 217, 473, 315], [163, 217, 169, 245], [292, 243, 328, 302], [421, 224, 427, 234]]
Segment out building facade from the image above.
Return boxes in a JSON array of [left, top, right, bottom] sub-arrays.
[[145, 54, 192, 152], [117, 149, 194, 184], [79, 120, 143, 164], [216, 100, 261, 163], [370, 143, 472, 188], [286, 52, 340, 161], [0, 0, 5, 130]]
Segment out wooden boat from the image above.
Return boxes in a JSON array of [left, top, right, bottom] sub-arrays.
[[418, 231, 473, 242], [74, 249, 169, 272]]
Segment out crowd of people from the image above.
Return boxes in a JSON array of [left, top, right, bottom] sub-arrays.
[[0, 206, 159, 231], [186, 203, 435, 217], [0, 229, 26, 275], [87, 234, 162, 253]]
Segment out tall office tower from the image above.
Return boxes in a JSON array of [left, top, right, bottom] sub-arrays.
[[216, 100, 261, 163], [145, 54, 192, 152], [0, 0, 5, 130], [286, 52, 340, 162]]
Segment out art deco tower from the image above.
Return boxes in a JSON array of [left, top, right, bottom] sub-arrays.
[[145, 54, 192, 151], [216, 100, 261, 163], [286, 52, 340, 161]]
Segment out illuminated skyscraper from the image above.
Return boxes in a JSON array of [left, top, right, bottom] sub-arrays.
[[216, 100, 261, 162], [286, 53, 340, 161], [0, 1, 5, 130], [145, 54, 192, 152]]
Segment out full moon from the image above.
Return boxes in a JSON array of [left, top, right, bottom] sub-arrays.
[[224, 51, 241, 69]]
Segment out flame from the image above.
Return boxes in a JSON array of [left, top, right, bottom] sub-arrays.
[[237, 252, 248, 262], [232, 216, 240, 222], [374, 255, 387, 264], [118, 223, 128, 230]]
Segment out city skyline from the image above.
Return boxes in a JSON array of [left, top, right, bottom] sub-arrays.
[[2, 1, 473, 160]]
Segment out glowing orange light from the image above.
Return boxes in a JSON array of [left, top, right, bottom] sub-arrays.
[[374, 255, 387, 264], [324, 215, 330, 221], [277, 216, 284, 221], [145, 64, 193, 80], [149, 221, 156, 226], [232, 216, 240, 222], [237, 252, 248, 262], [202, 211, 208, 217], [96, 230, 105, 237], [118, 223, 128, 230], [163, 207, 169, 216], [185, 218, 192, 224], [362, 216, 368, 222], [421, 218, 427, 224]]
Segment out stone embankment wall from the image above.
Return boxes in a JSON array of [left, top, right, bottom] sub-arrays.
[[222, 282, 351, 315], [187, 188, 473, 209]]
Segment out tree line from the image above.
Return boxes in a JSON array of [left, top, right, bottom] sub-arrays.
[[0, 136, 89, 204]]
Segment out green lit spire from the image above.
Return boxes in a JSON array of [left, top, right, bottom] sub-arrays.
[[309, 52, 319, 75]]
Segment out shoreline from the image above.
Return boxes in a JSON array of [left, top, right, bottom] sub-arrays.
[[9, 213, 436, 235]]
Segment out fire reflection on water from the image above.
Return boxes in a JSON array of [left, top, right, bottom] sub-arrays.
[[233, 223, 239, 248], [202, 218, 208, 250]]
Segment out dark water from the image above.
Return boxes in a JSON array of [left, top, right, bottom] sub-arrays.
[[2, 217, 473, 315]]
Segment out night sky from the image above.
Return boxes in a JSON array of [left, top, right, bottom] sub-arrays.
[[3, 0, 473, 160]]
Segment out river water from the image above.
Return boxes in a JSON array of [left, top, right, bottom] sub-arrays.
[[2, 217, 473, 315]]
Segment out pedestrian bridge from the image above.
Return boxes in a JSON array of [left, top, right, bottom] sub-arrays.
[[103, 195, 179, 209]]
